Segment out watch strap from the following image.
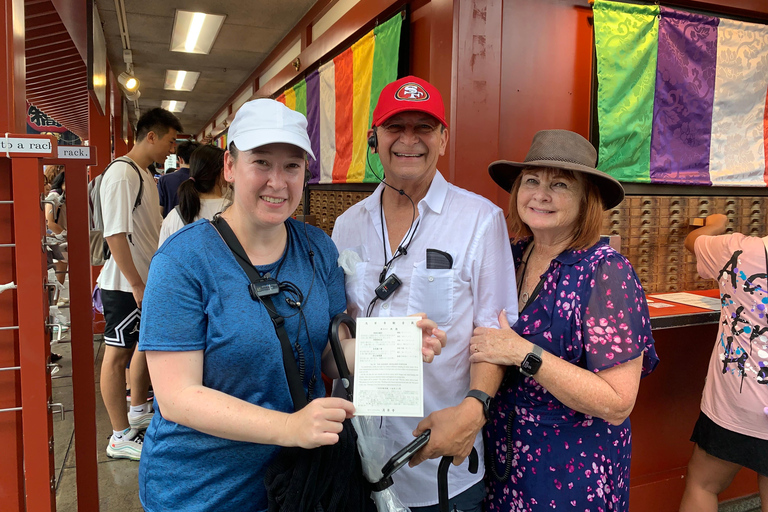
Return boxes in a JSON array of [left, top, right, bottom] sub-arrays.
[[466, 389, 492, 420], [532, 344, 543, 358]]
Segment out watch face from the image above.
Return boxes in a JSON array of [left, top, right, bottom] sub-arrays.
[[521, 353, 542, 376]]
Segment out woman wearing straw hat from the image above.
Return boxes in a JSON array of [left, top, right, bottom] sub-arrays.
[[137, 99, 445, 511], [470, 130, 659, 511]]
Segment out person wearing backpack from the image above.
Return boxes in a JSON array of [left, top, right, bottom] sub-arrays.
[[97, 107, 182, 461]]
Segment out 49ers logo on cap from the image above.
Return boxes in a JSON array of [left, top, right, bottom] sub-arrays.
[[395, 82, 430, 102]]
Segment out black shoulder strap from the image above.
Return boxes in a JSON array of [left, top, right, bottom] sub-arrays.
[[211, 216, 308, 410], [101, 157, 144, 212], [174, 205, 190, 225]]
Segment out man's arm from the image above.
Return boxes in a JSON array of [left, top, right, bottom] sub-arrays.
[[411, 210, 512, 467], [684, 214, 728, 254], [105, 234, 145, 307]]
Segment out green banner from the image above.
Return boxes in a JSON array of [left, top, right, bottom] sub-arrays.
[[364, 14, 403, 182], [594, 0, 659, 183], [294, 80, 307, 117]]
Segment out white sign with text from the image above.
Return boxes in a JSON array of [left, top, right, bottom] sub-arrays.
[[0, 137, 53, 155], [57, 146, 91, 159]]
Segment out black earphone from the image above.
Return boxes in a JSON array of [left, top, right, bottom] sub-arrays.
[[367, 129, 378, 153], [281, 280, 304, 308]]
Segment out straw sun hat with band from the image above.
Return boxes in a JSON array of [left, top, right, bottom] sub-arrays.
[[488, 129, 624, 210]]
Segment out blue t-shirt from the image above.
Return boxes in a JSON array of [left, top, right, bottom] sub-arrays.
[[138, 218, 346, 512], [156, 166, 189, 217]]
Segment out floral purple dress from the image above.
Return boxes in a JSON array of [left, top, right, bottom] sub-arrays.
[[484, 238, 659, 512]]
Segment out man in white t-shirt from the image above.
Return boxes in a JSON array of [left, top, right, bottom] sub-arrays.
[[97, 108, 182, 460], [332, 76, 518, 511]]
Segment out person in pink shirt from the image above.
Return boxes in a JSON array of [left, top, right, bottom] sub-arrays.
[[681, 213, 768, 512]]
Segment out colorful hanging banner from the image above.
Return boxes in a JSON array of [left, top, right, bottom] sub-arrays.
[[276, 13, 403, 184], [594, 0, 768, 187]]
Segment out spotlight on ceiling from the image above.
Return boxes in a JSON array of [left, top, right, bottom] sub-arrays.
[[118, 72, 140, 92], [125, 89, 141, 102]]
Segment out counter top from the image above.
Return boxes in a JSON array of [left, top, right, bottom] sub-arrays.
[[647, 289, 721, 330]]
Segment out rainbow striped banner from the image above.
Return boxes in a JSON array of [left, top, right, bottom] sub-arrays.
[[276, 13, 403, 184], [594, 0, 768, 186], [214, 133, 227, 150]]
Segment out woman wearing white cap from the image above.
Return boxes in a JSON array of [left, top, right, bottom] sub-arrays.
[[137, 99, 444, 511]]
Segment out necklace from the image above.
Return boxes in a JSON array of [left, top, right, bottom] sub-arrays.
[[517, 243, 535, 306]]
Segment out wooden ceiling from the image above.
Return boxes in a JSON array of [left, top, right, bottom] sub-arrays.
[[24, 0, 89, 139]]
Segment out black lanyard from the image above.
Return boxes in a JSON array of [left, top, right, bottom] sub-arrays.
[[378, 188, 420, 283], [212, 216, 308, 410]]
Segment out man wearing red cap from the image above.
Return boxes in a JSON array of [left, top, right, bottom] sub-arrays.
[[332, 76, 518, 510]]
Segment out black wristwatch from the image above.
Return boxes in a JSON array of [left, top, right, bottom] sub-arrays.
[[519, 344, 543, 377], [465, 389, 492, 421]]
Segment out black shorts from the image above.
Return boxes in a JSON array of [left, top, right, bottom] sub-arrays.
[[691, 411, 768, 476], [101, 289, 141, 349]]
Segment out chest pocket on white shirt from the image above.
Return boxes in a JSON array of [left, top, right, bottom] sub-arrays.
[[407, 262, 454, 325], [338, 246, 372, 314]]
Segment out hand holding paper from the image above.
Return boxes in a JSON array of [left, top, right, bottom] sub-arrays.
[[413, 312, 446, 363]]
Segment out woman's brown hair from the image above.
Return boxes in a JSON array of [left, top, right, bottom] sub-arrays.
[[507, 168, 604, 251]]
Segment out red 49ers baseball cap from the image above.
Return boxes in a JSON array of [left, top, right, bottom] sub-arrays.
[[371, 75, 448, 128]]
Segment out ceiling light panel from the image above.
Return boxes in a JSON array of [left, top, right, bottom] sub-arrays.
[[170, 10, 226, 55], [164, 70, 201, 91], [161, 100, 187, 113]]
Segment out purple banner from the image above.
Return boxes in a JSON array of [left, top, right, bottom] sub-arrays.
[[305, 70, 321, 184], [650, 7, 718, 185]]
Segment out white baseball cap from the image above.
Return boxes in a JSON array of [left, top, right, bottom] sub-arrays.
[[228, 99, 315, 159]]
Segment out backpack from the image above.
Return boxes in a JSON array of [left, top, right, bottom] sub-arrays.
[[89, 157, 144, 266]]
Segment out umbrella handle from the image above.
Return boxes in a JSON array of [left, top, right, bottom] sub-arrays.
[[437, 447, 479, 512], [329, 312, 356, 401]]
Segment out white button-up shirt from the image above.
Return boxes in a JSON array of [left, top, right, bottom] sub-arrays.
[[332, 171, 518, 506]]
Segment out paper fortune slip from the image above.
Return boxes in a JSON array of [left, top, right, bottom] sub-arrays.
[[353, 317, 424, 417]]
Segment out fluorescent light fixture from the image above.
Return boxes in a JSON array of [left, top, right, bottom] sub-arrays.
[[164, 70, 201, 91], [175, 70, 186, 90], [161, 100, 187, 113], [170, 10, 226, 55], [117, 72, 140, 92]]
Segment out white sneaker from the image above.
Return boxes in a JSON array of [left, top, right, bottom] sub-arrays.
[[128, 404, 154, 431], [106, 430, 143, 460]]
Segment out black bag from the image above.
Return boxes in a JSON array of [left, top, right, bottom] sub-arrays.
[[211, 216, 369, 512]]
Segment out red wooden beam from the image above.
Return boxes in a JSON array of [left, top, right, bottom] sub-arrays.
[[12, 148, 55, 511], [25, 46, 79, 65], [43, 147, 100, 512]]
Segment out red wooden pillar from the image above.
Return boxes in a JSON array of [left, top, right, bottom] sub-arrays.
[[449, 0, 502, 200], [88, 84, 111, 331], [9, 134, 57, 511], [0, 1, 28, 510], [43, 147, 100, 511]]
